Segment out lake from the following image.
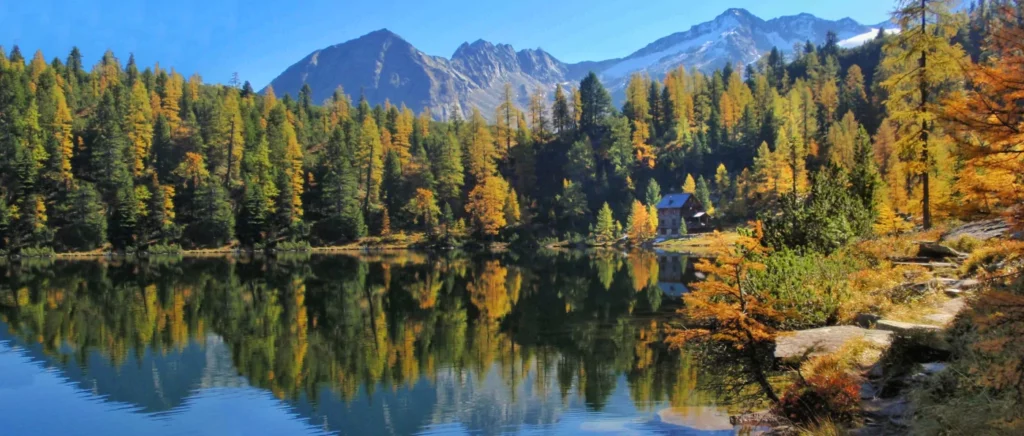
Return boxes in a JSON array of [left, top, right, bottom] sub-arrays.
[[0, 251, 743, 435]]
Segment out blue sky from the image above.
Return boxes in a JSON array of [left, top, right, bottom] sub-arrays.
[[1, 0, 895, 88]]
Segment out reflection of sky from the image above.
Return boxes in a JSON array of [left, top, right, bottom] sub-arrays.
[[0, 322, 735, 436]]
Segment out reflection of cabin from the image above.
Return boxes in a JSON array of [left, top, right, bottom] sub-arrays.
[[655, 193, 710, 236], [657, 253, 690, 298]]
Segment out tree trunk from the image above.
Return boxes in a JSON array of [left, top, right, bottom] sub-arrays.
[[919, 0, 932, 230]]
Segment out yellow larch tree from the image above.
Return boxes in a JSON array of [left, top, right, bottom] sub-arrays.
[[126, 80, 154, 177], [465, 175, 510, 237], [682, 174, 696, 194], [881, 0, 968, 229]]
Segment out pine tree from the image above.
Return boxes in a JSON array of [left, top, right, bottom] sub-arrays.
[[555, 179, 589, 232], [188, 181, 234, 247], [54, 182, 107, 251], [695, 176, 714, 215], [238, 135, 278, 244], [433, 131, 464, 209]]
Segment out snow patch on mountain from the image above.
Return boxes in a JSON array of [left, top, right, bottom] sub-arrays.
[[838, 28, 901, 48]]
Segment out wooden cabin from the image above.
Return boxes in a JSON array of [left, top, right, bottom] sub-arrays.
[[655, 193, 710, 236]]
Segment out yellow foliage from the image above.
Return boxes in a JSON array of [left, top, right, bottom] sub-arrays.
[[465, 176, 509, 236]]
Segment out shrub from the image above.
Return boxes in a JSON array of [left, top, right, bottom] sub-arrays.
[[947, 235, 983, 254], [775, 371, 861, 425], [761, 167, 873, 255], [19, 246, 55, 258], [145, 243, 182, 255], [750, 250, 852, 329], [275, 240, 311, 252], [961, 240, 1024, 276]]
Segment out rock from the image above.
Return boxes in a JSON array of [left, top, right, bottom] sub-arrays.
[[941, 219, 1011, 243], [943, 288, 965, 297], [875, 320, 944, 334], [775, 326, 893, 360], [924, 312, 956, 325], [917, 242, 967, 260], [855, 313, 882, 328], [861, 382, 879, 400], [920, 362, 948, 375], [954, 278, 981, 289]]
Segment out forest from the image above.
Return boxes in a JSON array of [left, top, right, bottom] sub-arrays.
[[0, 0, 1021, 256]]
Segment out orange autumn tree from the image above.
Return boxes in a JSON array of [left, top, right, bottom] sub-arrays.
[[945, 3, 1024, 228], [943, 1, 1024, 408], [665, 223, 782, 402]]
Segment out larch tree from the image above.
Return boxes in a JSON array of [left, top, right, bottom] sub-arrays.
[[357, 114, 384, 217], [404, 188, 441, 231], [682, 174, 696, 194], [665, 224, 782, 403], [494, 83, 518, 158], [465, 175, 509, 237], [464, 108, 497, 183], [594, 202, 616, 242], [552, 84, 571, 133], [126, 80, 153, 177], [882, 0, 968, 229], [944, 1, 1024, 227]]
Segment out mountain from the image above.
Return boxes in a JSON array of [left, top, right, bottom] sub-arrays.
[[264, 9, 894, 119]]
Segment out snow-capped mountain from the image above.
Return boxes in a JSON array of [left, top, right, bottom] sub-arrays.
[[599, 9, 885, 85], [265, 8, 895, 119]]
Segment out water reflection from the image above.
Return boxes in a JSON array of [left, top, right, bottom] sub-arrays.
[[0, 252, 735, 435]]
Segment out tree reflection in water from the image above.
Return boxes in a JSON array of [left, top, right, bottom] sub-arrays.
[[0, 251, 761, 434]]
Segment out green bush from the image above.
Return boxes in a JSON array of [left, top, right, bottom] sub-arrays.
[[948, 235, 982, 254], [19, 246, 55, 258], [761, 166, 873, 255], [145, 243, 183, 255], [275, 240, 311, 252], [750, 250, 851, 329]]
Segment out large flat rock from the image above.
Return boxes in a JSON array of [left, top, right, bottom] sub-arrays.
[[875, 320, 943, 334], [775, 326, 893, 360]]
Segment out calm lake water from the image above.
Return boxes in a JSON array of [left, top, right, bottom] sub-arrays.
[[0, 251, 742, 435]]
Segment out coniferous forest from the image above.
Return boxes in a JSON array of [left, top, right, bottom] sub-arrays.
[[0, 0, 1021, 255]]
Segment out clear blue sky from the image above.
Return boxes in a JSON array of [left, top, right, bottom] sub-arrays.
[[1, 0, 896, 88]]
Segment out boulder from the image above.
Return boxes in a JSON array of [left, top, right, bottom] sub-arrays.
[[941, 219, 1011, 243], [855, 313, 882, 328], [875, 320, 943, 334], [775, 326, 893, 360], [917, 242, 967, 260]]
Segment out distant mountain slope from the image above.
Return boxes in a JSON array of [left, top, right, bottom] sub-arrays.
[[264, 9, 894, 119]]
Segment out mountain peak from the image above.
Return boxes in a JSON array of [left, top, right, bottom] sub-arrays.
[[267, 7, 881, 121], [720, 8, 754, 18]]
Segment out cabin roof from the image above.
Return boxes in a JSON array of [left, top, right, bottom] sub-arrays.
[[656, 193, 693, 210]]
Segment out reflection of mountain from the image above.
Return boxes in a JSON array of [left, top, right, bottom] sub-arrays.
[[0, 322, 208, 413]]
